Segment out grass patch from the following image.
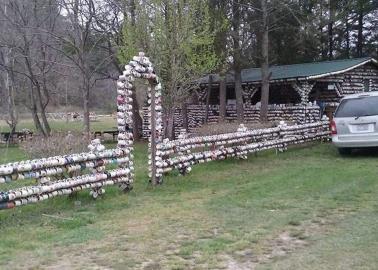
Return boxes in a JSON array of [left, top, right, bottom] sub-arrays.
[[0, 117, 117, 133], [0, 142, 377, 269]]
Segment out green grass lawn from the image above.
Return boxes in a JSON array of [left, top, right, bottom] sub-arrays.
[[0, 142, 377, 269], [0, 117, 117, 133]]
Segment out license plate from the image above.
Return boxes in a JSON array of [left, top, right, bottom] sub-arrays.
[[356, 124, 369, 131]]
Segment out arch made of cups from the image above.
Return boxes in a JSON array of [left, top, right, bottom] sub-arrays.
[[0, 52, 161, 211], [117, 52, 163, 185]]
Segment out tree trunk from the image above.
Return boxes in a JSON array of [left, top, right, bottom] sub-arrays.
[[30, 85, 46, 136], [260, 0, 270, 122], [328, 23, 333, 60], [320, 4, 327, 60], [182, 102, 188, 131], [5, 87, 17, 134], [4, 52, 18, 134], [165, 108, 174, 140], [219, 74, 227, 122], [6, 86, 17, 133], [35, 83, 51, 136], [40, 106, 51, 135], [23, 53, 49, 136], [168, 113, 174, 140], [129, 0, 142, 140], [39, 46, 52, 135], [346, 16, 350, 58], [234, 70, 244, 122], [82, 81, 90, 137], [132, 88, 142, 140], [204, 75, 213, 124], [30, 108, 45, 136], [357, 7, 364, 57], [328, 0, 335, 60], [232, 0, 244, 122]]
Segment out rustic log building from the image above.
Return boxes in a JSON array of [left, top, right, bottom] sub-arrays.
[[143, 57, 378, 138], [197, 57, 378, 110]]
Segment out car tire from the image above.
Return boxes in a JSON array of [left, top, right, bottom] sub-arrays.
[[338, 148, 352, 155]]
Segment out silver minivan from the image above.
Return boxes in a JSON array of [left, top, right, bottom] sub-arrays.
[[331, 92, 378, 155]]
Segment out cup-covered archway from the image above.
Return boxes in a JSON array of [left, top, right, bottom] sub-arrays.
[[116, 52, 163, 185]]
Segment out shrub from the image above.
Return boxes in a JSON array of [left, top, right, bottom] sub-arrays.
[[20, 132, 90, 159]]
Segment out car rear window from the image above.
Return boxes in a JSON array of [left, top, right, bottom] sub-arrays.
[[335, 96, 378, 117]]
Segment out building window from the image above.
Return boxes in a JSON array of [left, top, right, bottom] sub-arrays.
[[363, 79, 370, 92]]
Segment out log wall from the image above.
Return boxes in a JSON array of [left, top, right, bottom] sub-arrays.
[[316, 63, 378, 96]]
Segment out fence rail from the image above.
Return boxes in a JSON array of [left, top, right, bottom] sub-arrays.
[[152, 120, 330, 178], [0, 168, 130, 210], [0, 148, 130, 183], [0, 139, 133, 210]]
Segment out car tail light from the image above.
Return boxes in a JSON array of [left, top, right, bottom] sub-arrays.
[[330, 120, 337, 135]]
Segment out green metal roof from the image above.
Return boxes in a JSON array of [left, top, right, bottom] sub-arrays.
[[199, 57, 378, 85]]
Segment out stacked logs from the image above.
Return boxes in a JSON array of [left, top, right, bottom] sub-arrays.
[[153, 120, 330, 179]]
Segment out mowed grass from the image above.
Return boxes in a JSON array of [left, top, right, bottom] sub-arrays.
[[0, 142, 377, 269], [0, 116, 116, 133]]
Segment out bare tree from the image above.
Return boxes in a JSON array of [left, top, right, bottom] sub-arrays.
[[0, 0, 62, 136], [51, 0, 115, 136], [0, 49, 18, 133]]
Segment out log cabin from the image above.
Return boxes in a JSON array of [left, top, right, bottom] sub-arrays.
[[143, 57, 378, 138], [197, 57, 378, 112]]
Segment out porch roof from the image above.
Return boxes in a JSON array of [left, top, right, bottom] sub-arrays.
[[199, 57, 378, 85]]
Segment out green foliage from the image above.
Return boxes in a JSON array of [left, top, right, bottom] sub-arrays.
[[118, 0, 219, 109], [181, 1, 219, 74], [118, 24, 139, 65], [117, 2, 151, 65]]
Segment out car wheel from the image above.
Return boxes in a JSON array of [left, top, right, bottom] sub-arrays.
[[338, 148, 352, 155]]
